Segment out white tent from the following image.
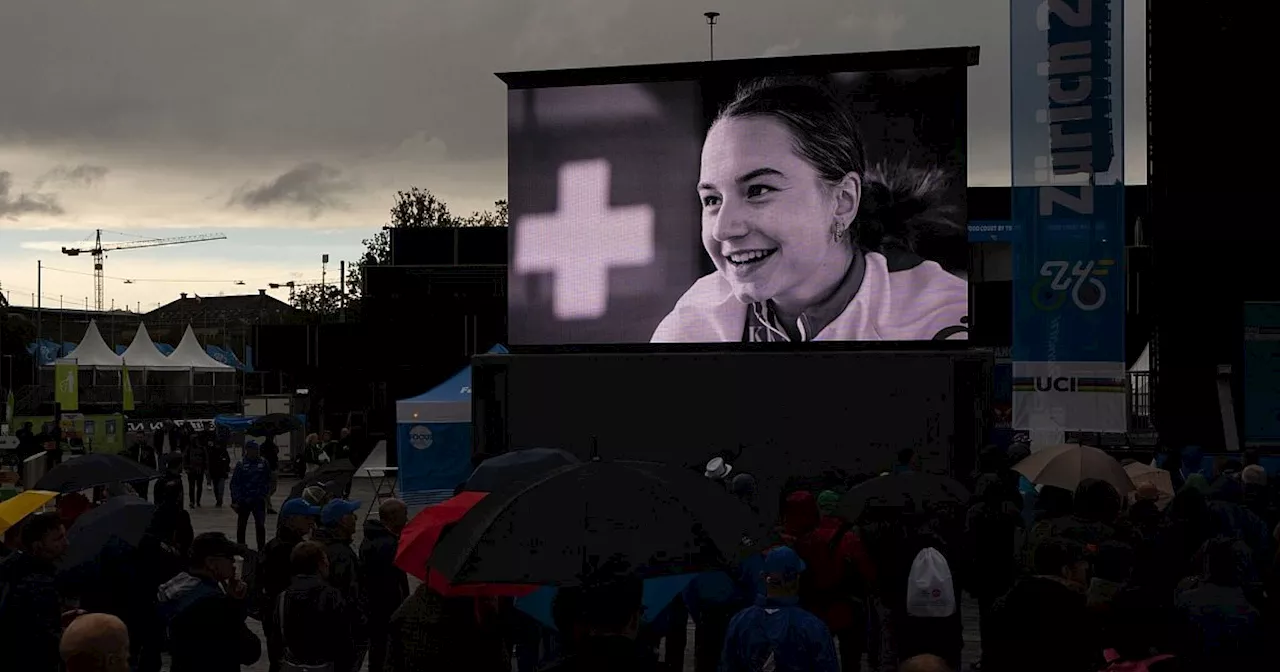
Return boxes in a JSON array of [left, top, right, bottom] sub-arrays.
[[1130, 343, 1150, 373], [122, 322, 185, 370], [166, 325, 234, 372], [56, 320, 122, 368]]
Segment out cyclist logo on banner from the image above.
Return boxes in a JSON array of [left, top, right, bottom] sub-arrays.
[[1031, 259, 1114, 312]]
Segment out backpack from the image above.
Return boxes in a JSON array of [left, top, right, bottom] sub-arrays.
[[905, 547, 955, 617], [1101, 649, 1174, 672]]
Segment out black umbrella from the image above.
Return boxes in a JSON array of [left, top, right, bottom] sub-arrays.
[[836, 472, 970, 522], [288, 459, 356, 499], [248, 413, 302, 437], [35, 454, 160, 493], [430, 459, 763, 587], [61, 495, 155, 572], [463, 448, 580, 493]]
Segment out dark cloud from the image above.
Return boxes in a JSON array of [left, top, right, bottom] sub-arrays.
[[0, 0, 1146, 186], [34, 164, 109, 189], [0, 171, 63, 219], [0, 0, 1007, 166], [229, 162, 355, 218]]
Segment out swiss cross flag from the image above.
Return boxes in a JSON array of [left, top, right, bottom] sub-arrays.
[[507, 83, 709, 345]]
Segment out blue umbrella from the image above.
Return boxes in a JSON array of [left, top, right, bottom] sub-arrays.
[[515, 573, 698, 631]]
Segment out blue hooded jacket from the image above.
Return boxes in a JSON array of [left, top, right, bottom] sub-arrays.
[[718, 595, 839, 672], [230, 456, 270, 504]]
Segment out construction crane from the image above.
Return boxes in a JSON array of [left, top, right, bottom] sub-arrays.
[[61, 229, 228, 311]]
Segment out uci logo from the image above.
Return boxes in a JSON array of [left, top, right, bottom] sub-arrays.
[[1031, 260, 1113, 312], [1035, 377, 1079, 393]]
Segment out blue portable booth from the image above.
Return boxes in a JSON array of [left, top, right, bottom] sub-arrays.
[[395, 345, 507, 505]]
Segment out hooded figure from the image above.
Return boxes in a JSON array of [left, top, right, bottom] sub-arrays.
[[1204, 475, 1274, 569]]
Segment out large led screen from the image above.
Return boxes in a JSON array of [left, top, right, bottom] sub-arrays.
[[505, 48, 976, 345]]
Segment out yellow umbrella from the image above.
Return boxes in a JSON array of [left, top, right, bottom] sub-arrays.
[[0, 490, 58, 534]]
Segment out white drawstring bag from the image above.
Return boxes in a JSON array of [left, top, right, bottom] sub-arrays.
[[905, 547, 956, 617]]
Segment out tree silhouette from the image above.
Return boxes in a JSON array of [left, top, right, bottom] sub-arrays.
[[289, 283, 345, 321], [289, 189, 506, 318]]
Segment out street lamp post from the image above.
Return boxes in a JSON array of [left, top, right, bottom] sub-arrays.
[[704, 12, 720, 61]]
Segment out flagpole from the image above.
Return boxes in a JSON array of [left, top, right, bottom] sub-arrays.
[[35, 260, 42, 381]]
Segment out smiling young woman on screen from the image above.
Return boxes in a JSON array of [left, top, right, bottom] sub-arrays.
[[650, 77, 969, 343]]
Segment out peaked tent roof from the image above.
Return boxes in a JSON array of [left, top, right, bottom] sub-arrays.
[[57, 320, 123, 368], [121, 322, 185, 370], [396, 344, 508, 423], [166, 325, 234, 371]]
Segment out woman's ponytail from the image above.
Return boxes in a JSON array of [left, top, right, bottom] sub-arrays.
[[854, 160, 962, 258]]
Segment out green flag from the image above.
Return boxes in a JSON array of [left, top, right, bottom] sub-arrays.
[[55, 361, 79, 411], [122, 364, 135, 411]]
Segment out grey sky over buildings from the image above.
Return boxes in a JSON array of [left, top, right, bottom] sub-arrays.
[[0, 0, 1146, 308]]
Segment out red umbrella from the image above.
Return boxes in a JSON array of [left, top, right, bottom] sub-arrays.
[[395, 492, 536, 598]]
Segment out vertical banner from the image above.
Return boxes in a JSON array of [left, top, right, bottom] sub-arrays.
[[55, 361, 79, 412], [1011, 0, 1126, 434], [122, 364, 135, 412]]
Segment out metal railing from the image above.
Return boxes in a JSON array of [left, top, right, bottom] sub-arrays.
[[1128, 371, 1153, 432], [15, 383, 241, 409]]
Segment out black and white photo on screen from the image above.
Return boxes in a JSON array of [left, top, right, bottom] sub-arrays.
[[507, 61, 971, 346]]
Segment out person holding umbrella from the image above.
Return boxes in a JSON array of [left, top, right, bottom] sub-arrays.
[[1031, 479, 1125, 551]]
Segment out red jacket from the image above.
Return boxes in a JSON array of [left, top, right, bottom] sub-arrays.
[[777, 491, 820, 547], [796, 516, 877, 633]]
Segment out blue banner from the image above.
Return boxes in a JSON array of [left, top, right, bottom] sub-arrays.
[[1011, 186, 1125, 363], [1011, 0, 1127, 433], [397, 421, 472, 494], [1243, 303, 1280, 446]]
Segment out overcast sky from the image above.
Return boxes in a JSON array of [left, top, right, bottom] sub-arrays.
[[0, 0, 1147, 314]]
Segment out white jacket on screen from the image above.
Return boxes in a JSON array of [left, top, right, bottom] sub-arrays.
[[650, 251, 969, 343]]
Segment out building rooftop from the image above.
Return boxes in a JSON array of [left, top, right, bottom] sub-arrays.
[[145, 291, 297, 326]]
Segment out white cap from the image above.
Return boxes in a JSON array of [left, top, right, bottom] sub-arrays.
[[705, 457, 733, 481]]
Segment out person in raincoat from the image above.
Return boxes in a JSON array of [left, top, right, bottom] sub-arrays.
[[652, 77, 967, 344], [719, 546, 839, 672]]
